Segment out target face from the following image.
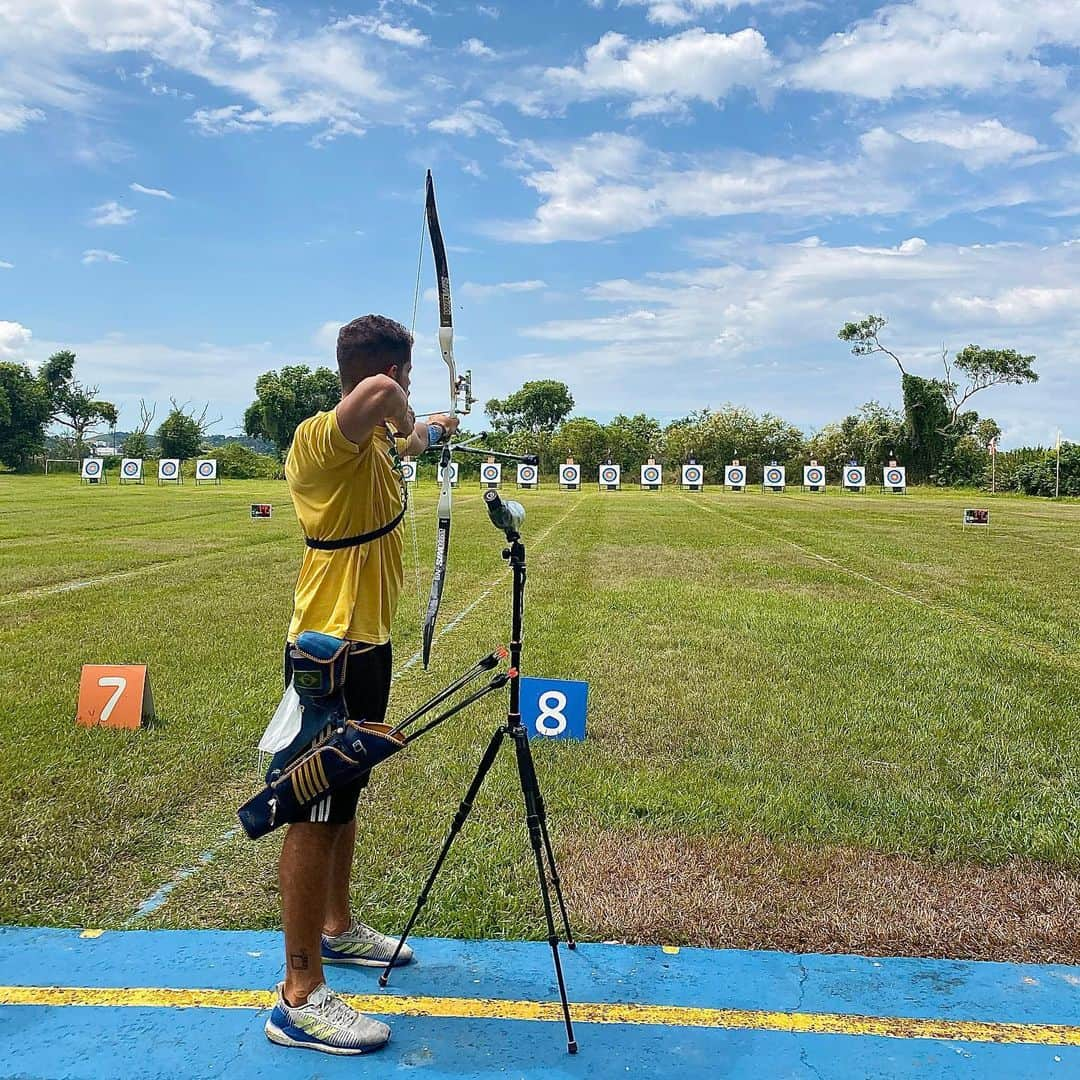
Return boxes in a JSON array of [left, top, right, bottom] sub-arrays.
[[518, 464, 537, 483], [682, 465, 702, 484], [600, 466, 619, 484], [197, 460, 216, 478], [642, 465, 661, 484], [122, 459, 141, 477], [481, 464, 501, 482], [726, 466, 745, 485], [844, 467, 864, 486], [401, 461, 416, 482], [764, 466, 784, 485], [82, 460, 101, 477], [159, 460, 178, 478], [885, 468, 905, 486], [560, 465, 579, 483], [439, 463, 459, 484], [805, 467, 824, 485]]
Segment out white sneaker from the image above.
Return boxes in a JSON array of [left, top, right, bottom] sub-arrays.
[[264, 981, 390, 1055], [322, 919, 415, 967]]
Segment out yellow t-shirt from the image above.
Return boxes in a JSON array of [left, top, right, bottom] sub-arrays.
[[286, 409, 405, 644]]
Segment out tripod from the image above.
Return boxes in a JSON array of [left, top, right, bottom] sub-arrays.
[[379, 521, 578, 1054]]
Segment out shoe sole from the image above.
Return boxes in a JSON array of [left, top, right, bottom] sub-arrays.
[[265, 1021, 389, 1055], [321, 952, 412, 967]]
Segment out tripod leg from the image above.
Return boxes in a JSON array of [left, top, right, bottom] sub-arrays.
[[379, 727, 505, 987], [511, 726, 578, 1054]]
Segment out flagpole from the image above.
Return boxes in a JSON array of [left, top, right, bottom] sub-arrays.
[[990, 438, 996, 494], [1055, 430, 1061, 499]]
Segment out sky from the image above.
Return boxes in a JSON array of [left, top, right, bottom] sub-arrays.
[[1, 0, 1078, 447]]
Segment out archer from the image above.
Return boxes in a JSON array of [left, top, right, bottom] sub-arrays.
[[263, 314, 458, 1056]]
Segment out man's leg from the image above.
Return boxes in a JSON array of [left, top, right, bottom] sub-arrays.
[[279, 820, 345, 1004], [323, 819, 356, 937]]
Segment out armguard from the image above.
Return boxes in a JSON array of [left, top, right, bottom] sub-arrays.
[[238, 719, 406, 839]]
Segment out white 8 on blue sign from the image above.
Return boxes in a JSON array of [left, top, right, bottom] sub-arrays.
[[535, 691, 568, 736]]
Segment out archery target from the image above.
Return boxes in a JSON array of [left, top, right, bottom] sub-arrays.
[[843, 466, 865, 488], [599, 464, 620, 485], [804, 465, 825, 486], [764, 465, 785, 487], [480, 462, 502, 484], [682, 464, 702, 486], [401, 460, 417, 482], [885, 466, 906, 488], [641, 464, 662, 486], [517, 463, 537, 485], [121, 458, 143, 479], [725, 465, 745, 487], [158, 458, 180, 481], [559, 464, 580, 485], [439, 463, 459, 486], [81, 459, 102, 479], [196, 459, 218, 480]]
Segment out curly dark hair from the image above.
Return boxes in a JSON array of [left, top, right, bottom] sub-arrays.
[[337, 315, 413, 393]]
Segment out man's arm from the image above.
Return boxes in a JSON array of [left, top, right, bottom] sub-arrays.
[[336, 375, 408, 446]]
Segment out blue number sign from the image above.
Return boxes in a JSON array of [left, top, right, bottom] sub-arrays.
[[520, 677, 588, 741]]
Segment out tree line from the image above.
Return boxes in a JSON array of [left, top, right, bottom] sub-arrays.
[[2, 316, 1074, 495]]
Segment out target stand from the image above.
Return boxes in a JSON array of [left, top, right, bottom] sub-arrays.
[[559, 464, 581, 491], [80, 459, 107, 485]]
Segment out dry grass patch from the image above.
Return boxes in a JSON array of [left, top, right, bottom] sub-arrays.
[[561, 827, 1080, 964]]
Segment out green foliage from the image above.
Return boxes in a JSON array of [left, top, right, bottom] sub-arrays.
[[121, 431, 149, 458], [1013, 443, 1080, 497], [245, 365, 342, 456], [901, 374, 952, 482], [659, 406, 804, 483], [603, 414, 662, 475], [486, 381, 574, 436], [39, 349, 118, 452], [204, 442, 283, 479], [0, 362, 52, 470], [157, 407, 204, 461], [808, 402, 906, 480], [548, 417, 607, 474]]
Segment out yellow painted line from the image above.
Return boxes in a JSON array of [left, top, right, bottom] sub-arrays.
[[1, 986, 1078, 1047]]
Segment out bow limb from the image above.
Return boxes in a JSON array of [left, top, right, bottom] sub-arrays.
[[421, 170, 456, 669]]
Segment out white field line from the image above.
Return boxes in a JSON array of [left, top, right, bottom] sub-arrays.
[[125, 494, 590, 924], [680, 495, 1079, 670]]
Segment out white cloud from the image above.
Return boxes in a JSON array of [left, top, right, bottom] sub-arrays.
[[0, 320, 32, 357], [82, 249, 125, 264], [0, 97, 44, 132], [0, 259, 12, 269], [790, 0, 1080, 100], [617, 0, 786, 26], [1055, 99, 1080, 152], [130, 182, 175, 199], [428, 102, 507, 139], [513, 236, 1080, 439], [493, 133, 909, 243], [89, 201, 137, 226], [541, 28, 774, 115], [0, 2, 413, 144], [861, 114, 1042, 169], [462, 38, 496, 59], [461, 280, 548, 299], [336, 16, 428, 49]]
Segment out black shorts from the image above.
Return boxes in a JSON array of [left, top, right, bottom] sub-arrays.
[[281, 640, 392, 825]]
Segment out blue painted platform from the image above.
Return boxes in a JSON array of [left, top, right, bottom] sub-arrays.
[[1, 928, 1078, 1078]]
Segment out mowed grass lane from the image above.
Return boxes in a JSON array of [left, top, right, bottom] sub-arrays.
[[1, 476, 1077, 959]]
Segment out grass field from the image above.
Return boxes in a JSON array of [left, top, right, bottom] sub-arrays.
[[2, 475, 1078, 962]]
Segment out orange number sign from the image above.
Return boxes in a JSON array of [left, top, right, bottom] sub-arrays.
[[76, 665, 155, 729]]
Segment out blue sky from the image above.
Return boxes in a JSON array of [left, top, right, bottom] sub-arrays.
[[1, 0, 1078, 446]]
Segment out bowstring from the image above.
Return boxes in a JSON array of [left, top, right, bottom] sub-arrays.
[[406, 194, 427, 639]]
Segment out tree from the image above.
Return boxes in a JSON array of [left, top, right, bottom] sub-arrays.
[[603, 413, 662, 474], [549, 417, 608, 475], [942, 345, 1037, 428], [808, 402, 905, 477], [157, 400, 219, 460], [38, 350, 118, 455], [245, 365, 341, 456], [122, 400, 156, 458], [0, 362, 52, 470], [974, 417, 1002, 450], [486, 381, 574, 436]]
